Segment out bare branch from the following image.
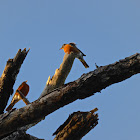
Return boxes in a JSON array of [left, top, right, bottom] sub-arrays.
[[17, 90, 30, 105], [40, 53, 75, 97], [0, 48, 30, 114], [0, 53, 140, 138], [2, 130, 44, 140], [53, 108, 98, 140]]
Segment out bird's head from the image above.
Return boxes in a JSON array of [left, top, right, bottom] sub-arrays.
[[23, 80, 28, 84], [69, 42, 76, 47], [59, 44, 66, 50]]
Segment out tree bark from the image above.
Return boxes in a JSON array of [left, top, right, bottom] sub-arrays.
[[40, 53, 75, 97], [0, 48, 30, 114], [0, 53, 140, 138], [2, 130, 44, 140], [53, 108, 98, 140]]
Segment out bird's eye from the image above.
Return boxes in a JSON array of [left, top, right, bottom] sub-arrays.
[[62, 44, 66, 47]]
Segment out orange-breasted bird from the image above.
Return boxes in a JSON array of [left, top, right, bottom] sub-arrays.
[[60, 43, 89, 68], [6, 81, 29, 111]]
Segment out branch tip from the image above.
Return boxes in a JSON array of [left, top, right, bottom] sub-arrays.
[[90, 108, 98, 114], [95, 63, 99, 68], [27, 48, 30, 53], [23, 48, 26, 51]]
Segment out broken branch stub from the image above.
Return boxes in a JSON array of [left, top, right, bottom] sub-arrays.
[[53, 108, 98, 140], [0, 48, 30, 114], [40, 53, 75, 97]]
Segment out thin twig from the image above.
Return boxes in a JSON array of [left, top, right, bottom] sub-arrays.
[[16, 90, 30, 105]]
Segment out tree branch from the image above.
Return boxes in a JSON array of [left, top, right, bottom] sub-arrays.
[[40, 53, 75, 97], [2, 130, 44, 140], [0, 53, 140, 138], [53, 108, 98, 140], [17, 90, 30, 105], [0, 48, 30, 114]]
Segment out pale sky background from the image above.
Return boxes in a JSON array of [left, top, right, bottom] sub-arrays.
[[0, 0, 140, 140]]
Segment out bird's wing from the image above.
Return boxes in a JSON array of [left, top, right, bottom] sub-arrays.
[[77, 47, 86, 56], [69, 43, 86, 56]]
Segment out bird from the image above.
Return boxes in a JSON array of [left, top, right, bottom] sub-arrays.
[[6, 81, 29, 111], [60, 43, 89, 68]]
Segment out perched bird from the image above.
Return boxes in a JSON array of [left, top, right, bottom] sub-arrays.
[[6, 81, 29, 111], [60, 43, 89, 68]]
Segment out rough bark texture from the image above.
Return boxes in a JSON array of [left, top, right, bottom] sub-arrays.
[[0, 53, 140, 138], [28, 53, 75, 132], [2, 130, 44, 140], [40, 53, 75, 97], [0, 48, 29, 114], [53, 108, 98, 140]]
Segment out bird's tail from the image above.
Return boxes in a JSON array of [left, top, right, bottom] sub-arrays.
[[6, 103, 15, 111], [80, 59, 89, 68]]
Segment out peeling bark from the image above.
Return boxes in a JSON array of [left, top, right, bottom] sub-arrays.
[[53, 108, 98, 140], [0, 48, 30, 114], [0, 53, 140, 138]]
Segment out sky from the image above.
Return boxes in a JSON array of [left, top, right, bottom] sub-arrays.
[[0, 0, 140, 140]]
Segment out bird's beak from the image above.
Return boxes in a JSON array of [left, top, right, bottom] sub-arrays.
[[59, 47, 62, 50], [25, 80, 28, 83]]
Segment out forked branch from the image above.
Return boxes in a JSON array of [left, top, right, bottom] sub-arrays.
[[0, 53, 139, 138], [0, 48, 30, 114]]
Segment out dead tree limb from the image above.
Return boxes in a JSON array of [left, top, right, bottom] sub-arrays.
[[2, 130, 44, 140], [0, 53, 140, 138], [40, 53, 75, 97], [0, 48, 30, 114], [53, 108, 98, 140]]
